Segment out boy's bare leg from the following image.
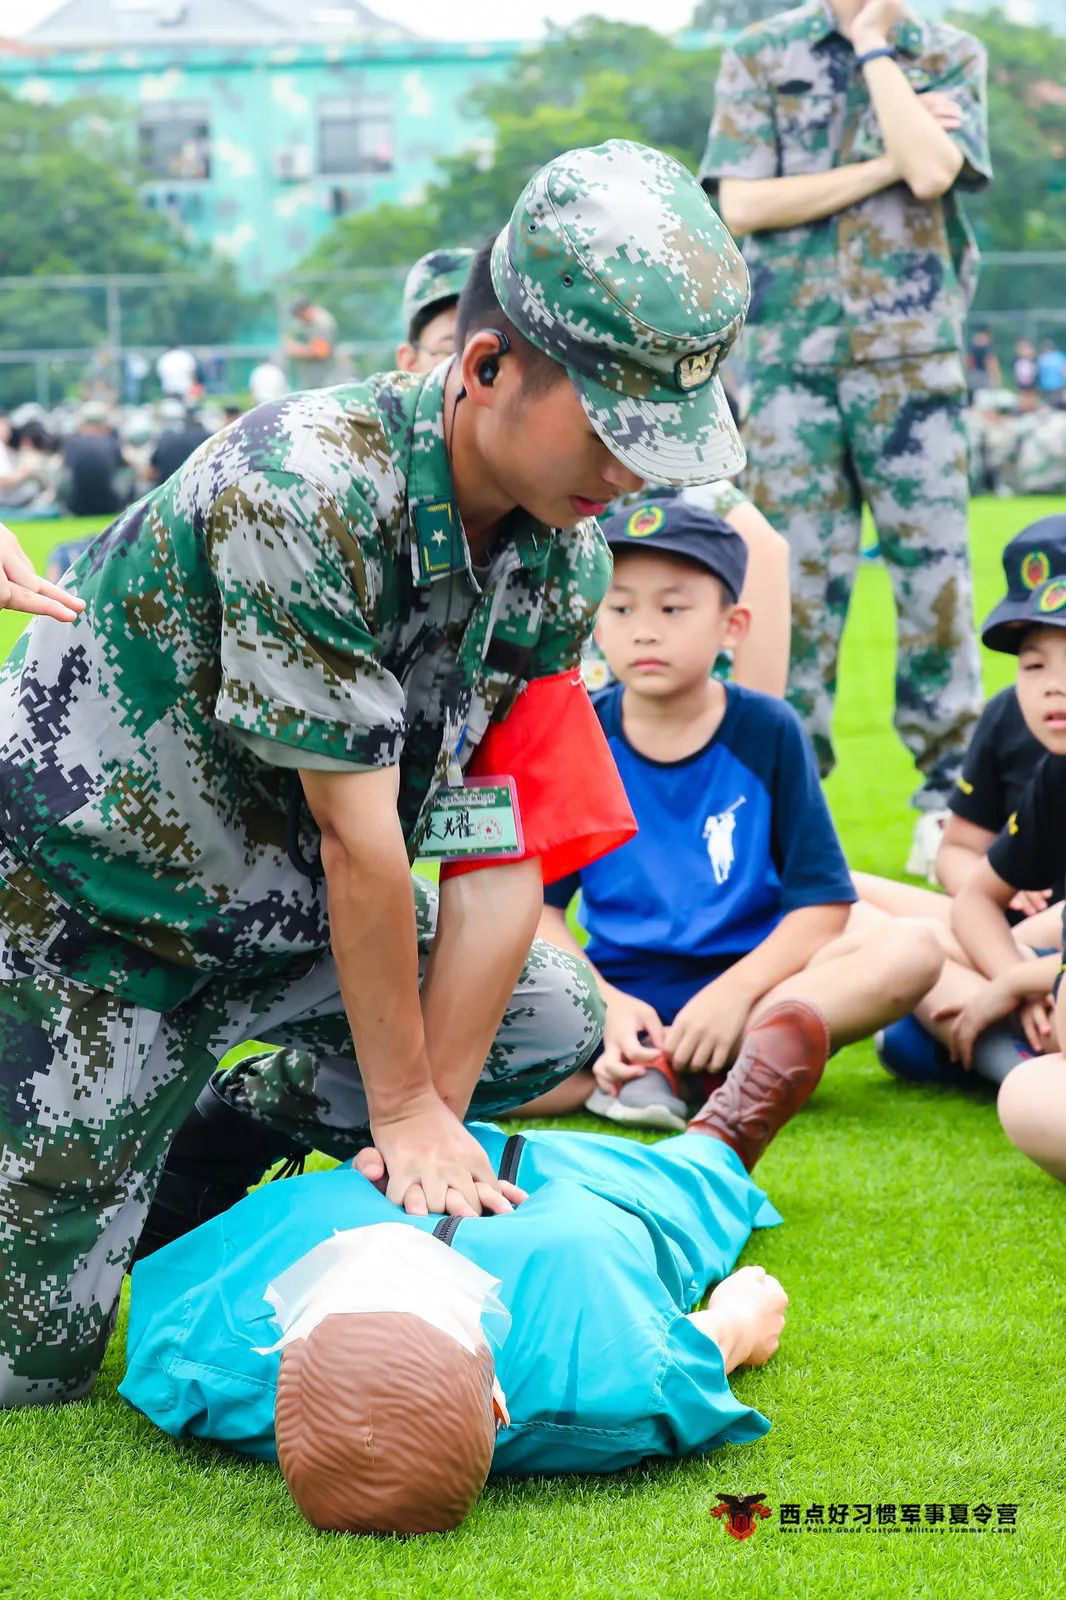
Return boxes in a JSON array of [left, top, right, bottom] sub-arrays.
[[757, 917, 944, 1051], [687, 1265, 788, 1373], [500, 1069, 595, 1119], [997, 1056, 1066, 1182], [911, 957, 987, 1045], [853, 870, 951, 922], [850, 876, 972, 963], [853, 871, 1061, 956], [1013, 901, 1064, 951]]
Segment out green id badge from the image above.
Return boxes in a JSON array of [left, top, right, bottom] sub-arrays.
[[420, 777, 524, 863]]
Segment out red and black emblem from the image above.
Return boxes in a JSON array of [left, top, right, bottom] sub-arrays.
[[710, 1493, 772, 1541]]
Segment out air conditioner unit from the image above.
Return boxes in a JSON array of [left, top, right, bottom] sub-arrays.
[[273, 146, 313, 181]]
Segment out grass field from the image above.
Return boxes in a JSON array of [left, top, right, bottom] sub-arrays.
[[1, 501, 1065, 1600]]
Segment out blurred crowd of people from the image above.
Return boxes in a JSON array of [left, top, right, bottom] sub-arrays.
[[0, 297, 350, 522], [0, 397, 223, 525], [966, 328, 1066, 496]]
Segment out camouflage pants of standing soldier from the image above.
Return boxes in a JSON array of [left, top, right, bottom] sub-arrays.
[[744, 352, 982, 807], [0, 873, 603, 1408]]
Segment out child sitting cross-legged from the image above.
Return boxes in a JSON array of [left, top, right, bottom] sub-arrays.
[[529, 500, 943, 1130]]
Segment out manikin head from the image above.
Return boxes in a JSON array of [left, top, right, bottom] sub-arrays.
[[449, 140, 750, 532], [264, 1224, 510, 1536], [276, 1311, 500, 1535]]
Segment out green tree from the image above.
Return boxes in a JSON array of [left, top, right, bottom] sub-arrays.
[[957, 10, 1066, 249], [299, 21, 722, 276], [0, 90, 177, 276], [300, 4, 1066, 349], [0, 87, 268, 405], [690, 0, 785, 31]]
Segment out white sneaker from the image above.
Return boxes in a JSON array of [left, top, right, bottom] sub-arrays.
[[906, 809, 951, 882], [585, 1066, 689, 1132]]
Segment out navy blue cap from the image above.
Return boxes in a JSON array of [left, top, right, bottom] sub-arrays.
[[599, 497, 748, 601], [981, 514, 1066, 652]]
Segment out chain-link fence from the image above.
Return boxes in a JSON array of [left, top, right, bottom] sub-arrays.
[[2, 255, 1064, 411], [0, 268, 406, 410]]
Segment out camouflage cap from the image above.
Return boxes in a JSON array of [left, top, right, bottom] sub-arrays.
[[491, 139, 750, 487], [402, 248, 476, 337]]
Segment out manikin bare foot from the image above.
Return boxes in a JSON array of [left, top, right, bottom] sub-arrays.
[[687, 1265, 788, 1374]]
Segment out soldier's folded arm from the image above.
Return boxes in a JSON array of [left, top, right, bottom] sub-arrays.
[[857, 52, 964, 201], [702, 43, 901, 235], [717, 160, 900, 237]]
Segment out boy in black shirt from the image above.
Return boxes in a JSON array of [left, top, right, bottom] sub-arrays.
[[936, 515, 1066, 918]]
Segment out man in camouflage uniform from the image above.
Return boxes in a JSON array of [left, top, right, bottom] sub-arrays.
[[701, 0, 991, 841], [0, 139, 751, 1406], [283, 298, 339, 389], [1015, 406, 1066, 496], [396, 248, 474, 376]]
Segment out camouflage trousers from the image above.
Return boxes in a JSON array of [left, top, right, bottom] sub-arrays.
[[744, 353, 981, 807], [0, 874, 603, 1408]]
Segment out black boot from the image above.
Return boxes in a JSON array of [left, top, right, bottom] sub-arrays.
[[132, 1072, 311, 1264]]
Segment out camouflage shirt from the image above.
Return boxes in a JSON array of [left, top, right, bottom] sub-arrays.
[[0, 365, 610, 1009], [700, 0, 992, 366]]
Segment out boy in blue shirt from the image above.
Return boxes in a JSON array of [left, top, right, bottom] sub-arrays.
[[539, 500, 943, 1128]]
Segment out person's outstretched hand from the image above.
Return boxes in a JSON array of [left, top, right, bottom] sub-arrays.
[[361, 1093, 527, 1217], [0, 524, 84, 622]]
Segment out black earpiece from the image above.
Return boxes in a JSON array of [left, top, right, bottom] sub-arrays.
[[477, 329, 511, 387]]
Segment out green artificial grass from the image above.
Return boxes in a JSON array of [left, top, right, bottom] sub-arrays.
[[1, 501, 1065, 1599]]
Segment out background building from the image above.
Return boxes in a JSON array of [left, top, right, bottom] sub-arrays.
[[1, 0, 519, 283]]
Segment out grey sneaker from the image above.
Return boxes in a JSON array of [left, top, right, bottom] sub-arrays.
[[586, 1064, 689, 1132]]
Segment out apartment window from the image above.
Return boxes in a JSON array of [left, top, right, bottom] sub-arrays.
[[318, 94, 393, 175], [139, 102, 211, 181]]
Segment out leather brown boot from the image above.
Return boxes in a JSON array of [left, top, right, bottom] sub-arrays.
[[687, 1000, 830, 1171]]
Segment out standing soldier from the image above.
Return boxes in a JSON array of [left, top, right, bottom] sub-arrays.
[[701, 0, 991, 872], [0, 140, 752, 1408], [284, 297, 339, 389]]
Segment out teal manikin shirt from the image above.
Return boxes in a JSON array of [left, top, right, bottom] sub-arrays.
[[120, 1124, 782, 1476]]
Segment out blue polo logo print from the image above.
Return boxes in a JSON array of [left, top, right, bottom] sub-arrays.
[[703, 796, 746, 885]]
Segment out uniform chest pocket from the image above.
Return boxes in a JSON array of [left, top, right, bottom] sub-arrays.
[[773, 89, 838, 174]]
